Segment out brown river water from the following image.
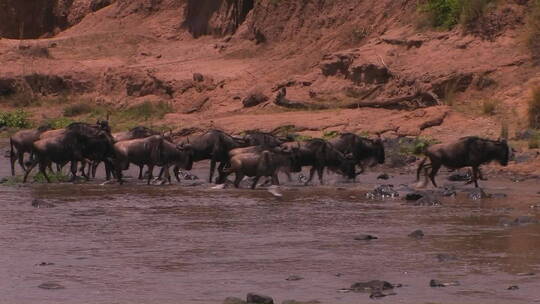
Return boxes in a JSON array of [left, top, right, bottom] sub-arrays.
[[1, 142, 540, 304]]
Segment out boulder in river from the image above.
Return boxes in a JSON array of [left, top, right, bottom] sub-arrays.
[[408, 229, 424, 239], [350, 280, 394, 292], [366, 184, 399, 199], [224, 297, 247, 304], [467, 188, 490, 200], [247, 293, 274, 304], [31, 199, 56, 208], [508, 285, 519, 290]]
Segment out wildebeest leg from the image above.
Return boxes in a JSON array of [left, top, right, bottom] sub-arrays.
[[9, 149, 17, 176], [472, 166, 480, 188], [23, 159, 39, 183], [209, 159, 217, 183], [216, 162, 227, 184], [234, 173, 244, 188], [306, 167, 316, 185], [251, 176, 261, 189], [317, 166, 324, 185], [271, 174, 279, 186], [163, 166, 172, 184], [138, 165, 144, 179], [115, 161, 124, 184], [147, 165, 154, 185], [17, 152, 25, 174], [429, 162, 441, 188], [69, 161, 78, 182], [40, 161, 52, 183], [173, 165, 180, 182]]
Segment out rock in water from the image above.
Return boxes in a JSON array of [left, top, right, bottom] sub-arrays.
[[223, 297, 247, 304], [350, 280, 393, 292], [286, 275, 304, 281], [38, 282, 65, 290], [246, 293, 274, 304], [508, 285, 519, 290], [366, 184, 399, 199], [408, 229, 424, 239], [429, 279, 460, 287], [377, 173, 390, 180], [436, 253, 458, 262], [354, 234, 378, 241], [31, 199, 56, 208], [468, 188, 490, 200]]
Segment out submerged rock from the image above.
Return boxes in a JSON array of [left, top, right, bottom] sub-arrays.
[[354, 234, 378, 241], [247, 293, 274, 304], [508, 285, 520, 290], [377, 173, 390, 180], [366, 184, 399, 199], [38, 282, 65, 290], [448, 171, 472, 182], [410, 195, 441, 206], [286, 275, 304, 281], [224, 297, 247, 304], [408, 229, 424, 239], [436, 253, 458, 262], [467, 188, 490, 200], [405, 192, 424, 201], [350, 280, 393, 292], [429, 279, 460, 287], [31, 199, 56, 208], [499, 216, 539, 227]]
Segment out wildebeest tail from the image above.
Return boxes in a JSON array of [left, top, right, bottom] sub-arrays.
[[416, 157, 427, 181]]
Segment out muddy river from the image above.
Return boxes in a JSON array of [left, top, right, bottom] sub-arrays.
[[1, 143, 540, 303]]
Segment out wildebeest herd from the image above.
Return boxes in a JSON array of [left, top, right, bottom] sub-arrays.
[[7, 120, 513, 189]]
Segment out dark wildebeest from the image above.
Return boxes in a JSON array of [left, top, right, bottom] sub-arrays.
[[329, 133, 385, 173], [23, 123, 114, 183], [224, 147, 300, 189], [416, 136, 512, 188], [243, 131, 289, 147], [179, 130, 247, 183], [9, 124, 52, 175], [282, 139, 356, 185], [110, 126, 161, 179], [114, 135, 193, 185]]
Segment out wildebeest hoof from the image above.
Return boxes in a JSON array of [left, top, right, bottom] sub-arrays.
[[429, 279, 460, 287], [408, 229, 424, 239], [211, 184, 228, 190], [267, 186, 283, 197], [354, 234, 378, 241]]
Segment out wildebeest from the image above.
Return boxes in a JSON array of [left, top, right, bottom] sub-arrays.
[[329, 133, 385, 172], [9, 124, 52, 175], [224, 147, 300, 189], [179, 130, 247, 183], [282, 139, 356, 185], [416, 136, 512, 188], [243, 131, 289, 147], [114, 135, 193, 185], [23, 123, 115, 183]]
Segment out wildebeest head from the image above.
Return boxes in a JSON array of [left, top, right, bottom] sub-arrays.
[[243, 131, 283, 147], [96, 120, 111, 133], [176, 143, 195, 170], [494, 139, 511, 166], [372, 137, 385, 165], [339, 153, 357, 179]]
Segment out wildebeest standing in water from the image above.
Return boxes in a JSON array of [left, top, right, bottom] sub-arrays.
[[224, 147, 300, 189], [114, 135, 193, 185], [23, 123, 114, 183], [329, 133, 385, 173], [416, 136, 512, 188], [179, 130, 247, 183], [9, 124, 52, 175], [282, 139, 356, 185]]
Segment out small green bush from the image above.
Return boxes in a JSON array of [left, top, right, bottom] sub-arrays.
[[482, 99, 498, 116], [529, 86, 540, 129], [418, 0, 493, 29], [63, 103, 93, 117], [0, 109, 30, 128], [322, 130, 339, 139], [45, 117, 75, 129], [123, 101, 173, 120], [400, 137, 439, 155]]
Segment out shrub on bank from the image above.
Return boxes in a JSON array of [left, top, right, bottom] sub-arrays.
[[0, 109, 30, 129], [527, 0, 540, 63], [418, 0, 493, 29], [529, 86, 540, 129]]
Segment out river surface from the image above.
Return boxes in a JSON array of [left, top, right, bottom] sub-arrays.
[[1, 143, 540, 304]]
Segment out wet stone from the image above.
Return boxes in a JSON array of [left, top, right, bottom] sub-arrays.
[[429, 279, 460, 287], [405, 192, 423, 201], [281, 300, 321, 304], [354, 234, 378, 241], [436, 253, 458, 262], [467, 188, 490, 200], [377, 173, 390, 180], [500, 216, 539, 227], [36, 262, 54, 266], [224, 297, 247, 304], [366, 184, 399, 199], [38, 282, 65, 290], [31, 199, 56, 208], [350, 280, 393, 292], [286, 275, 304, 281], [409, 195, 441, 206], [517, 272, 536, 276], [508, 285, 520, 290], [408, 229, 424, 239], [448, 171, 471, 182], [247, 293, 274, 304]]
